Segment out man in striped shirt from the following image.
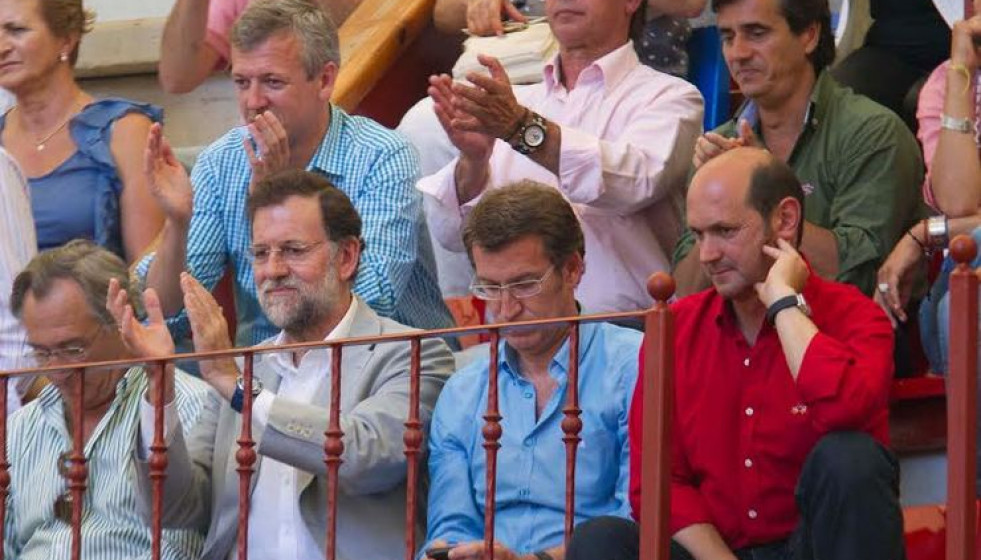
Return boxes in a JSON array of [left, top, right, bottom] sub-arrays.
[[137, 0, 453, 348], [5, 240, 210, 560]]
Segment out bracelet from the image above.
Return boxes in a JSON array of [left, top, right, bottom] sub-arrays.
[[948, 63, 973, 95], [906, 227, 929, 255], [503, 108, 529, 142]]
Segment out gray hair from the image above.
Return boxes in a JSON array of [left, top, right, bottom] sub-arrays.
[[230, 0, 340, 78], [10, 240, 142, 327]]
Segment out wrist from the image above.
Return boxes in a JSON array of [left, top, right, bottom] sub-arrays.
[[454, 156, 490, 204]]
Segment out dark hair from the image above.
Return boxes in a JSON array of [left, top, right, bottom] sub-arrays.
[[712, 0, 836, 74], [746, 157, 805, 244], [462, 181, 585, 267], [11, 239, 140, 326], [248, 169, 363, 245]]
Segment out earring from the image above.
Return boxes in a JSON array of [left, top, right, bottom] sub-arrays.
[[59, 52, 69, 63]]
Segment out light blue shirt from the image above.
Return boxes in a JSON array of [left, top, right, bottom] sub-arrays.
[[136, 104, 453, 346], [425, 321, 641, 555]]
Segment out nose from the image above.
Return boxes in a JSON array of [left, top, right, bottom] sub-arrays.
[[259, 252, 291, 280], [698, 236, 722, 265], [725, 33, 752, 62], [243, 82, 267, 113], [491, 290, 524, 323]]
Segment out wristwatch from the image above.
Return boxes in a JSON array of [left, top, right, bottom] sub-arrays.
[[509, 110, 547, 155], [230, 373, 264, 413], [940, 113, 975, 134], [926, 215, 949, 249], [765, 293, 811, 324]]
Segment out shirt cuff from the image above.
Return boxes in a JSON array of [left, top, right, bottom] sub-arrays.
[[138, 392, 180, 460], [251, 390, 274, 431], [794, 333, 849, 404]]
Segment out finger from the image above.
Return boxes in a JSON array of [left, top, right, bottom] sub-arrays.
[[452, 81, 488, 106], [703, 132, 738, 149], [242, 135, 260, 168], [450, 113, 486, 133], [775, 238, 796, 252], [144, 123, 162, 175], [475, 54, 510, 85], [502, 1, 527, 23], [159, 133, 179, 167], [761, 244, 783, 259], [120, 303, 137, 341], [143, 288, 167, 326], [432, 102, 458, 134], [873, 292, 899, 329], [738, 119, 759, 147]]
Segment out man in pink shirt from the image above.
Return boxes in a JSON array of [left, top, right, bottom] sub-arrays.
[[158, 0, 361, 93], [417, 0, 704, 315]]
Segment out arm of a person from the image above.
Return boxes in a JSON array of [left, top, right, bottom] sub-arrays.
[[647, 0, 707, 18], [825, 114, 926, 295], [925, 65, 981, 216], [350, 144, 424, 318], [139, 156, 230, 323], [158, 0, 222, 94], [112, 112, 165, 264], [257, 337, 453, 493], [673, 524, 739, 560], [423, 386, 487, 550], [671, 230, 712, 297], [523, 85, 703, 214], [792, 292, 894, 432], [434, 0, 468, 34]]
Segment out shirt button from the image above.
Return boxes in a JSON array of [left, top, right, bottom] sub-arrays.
[[745, 407, 754, 417], [743, 358, 750, 367], [748, 509, 758, 519], [524, 438, 534, 447], [524, 392, 533, 399], [744, 458, 753, 468]]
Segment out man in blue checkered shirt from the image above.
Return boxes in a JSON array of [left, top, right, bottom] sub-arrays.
[[136, 0, 453, 346]]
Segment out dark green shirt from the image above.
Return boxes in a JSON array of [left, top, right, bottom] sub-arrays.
[[672, 71, 927, 295]]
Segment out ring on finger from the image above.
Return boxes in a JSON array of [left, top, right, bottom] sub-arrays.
[[877, 282, 889, 294]]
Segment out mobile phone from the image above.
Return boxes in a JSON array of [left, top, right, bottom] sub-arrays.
[[426, 546, 453, 560]]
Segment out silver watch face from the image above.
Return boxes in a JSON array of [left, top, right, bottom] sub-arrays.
[[523, 123, 546, 147]]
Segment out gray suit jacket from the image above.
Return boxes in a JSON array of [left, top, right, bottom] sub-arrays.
[[134, 298, 455, 560]]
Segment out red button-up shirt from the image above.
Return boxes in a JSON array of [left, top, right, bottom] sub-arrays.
[[629, 273, 893, 549]]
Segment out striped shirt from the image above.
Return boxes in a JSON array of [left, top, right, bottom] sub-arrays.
[[4, 367, 209, 560], [0, 147, 36, 412], [136, 105, 454, 346]]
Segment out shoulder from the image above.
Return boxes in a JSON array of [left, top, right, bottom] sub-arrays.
[[192, 127, 250, 181], [823, 76, 912, 140], [437, 357, 489, 414], [79, 97, 163, 128], [587, 322, 642, 367], [670, 288, 718, 319], [334, 108, 414, 156]]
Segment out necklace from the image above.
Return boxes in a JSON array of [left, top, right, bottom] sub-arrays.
[[16, 94, 83, 152]]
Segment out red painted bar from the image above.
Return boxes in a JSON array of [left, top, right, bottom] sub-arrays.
[[638, 273, 676, 560], [325, 345, 344, 560], [561, 323, 582, 545], [149, 361, 170, 560], [947, 235, 979, 560], [483, 329, 502, 560], [69, 366, 87, 560], [236, 352, 257, 560], [0, 376, 10, 560], [404, 338, 423, 560]]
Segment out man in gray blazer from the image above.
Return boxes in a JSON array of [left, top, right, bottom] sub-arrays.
[[115, 169, 455, 560]]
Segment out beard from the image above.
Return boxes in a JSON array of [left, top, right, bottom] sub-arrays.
[[258, 271, 342, 337]]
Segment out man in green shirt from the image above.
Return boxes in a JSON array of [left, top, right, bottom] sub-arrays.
[[673, 0, 925, 298]]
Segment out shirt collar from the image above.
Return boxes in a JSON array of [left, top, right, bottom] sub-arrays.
[[731, 70, 834, 135], [499, 309, 600, 381], [268, 295, 359, 372], [543, 41, 639, 96], [306, 104, 347, 178]]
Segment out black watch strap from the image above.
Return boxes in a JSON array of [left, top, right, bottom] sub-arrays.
[[534, 552, 554, 560], [765, 294, 800, 324], [230, 386, 246, 413]]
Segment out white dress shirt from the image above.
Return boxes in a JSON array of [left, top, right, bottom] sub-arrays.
[[141, 299, 359, 560], [417, 41, 703, 312], [0, 147, 36, 413]]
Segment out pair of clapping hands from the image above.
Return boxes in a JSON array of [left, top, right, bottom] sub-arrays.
[[106, 272, 237, 404]]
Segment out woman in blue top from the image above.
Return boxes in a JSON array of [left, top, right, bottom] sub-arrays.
[[0, 0, 164, 263]]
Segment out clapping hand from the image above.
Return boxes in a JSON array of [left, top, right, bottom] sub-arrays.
[[144, 123, 193, 226]]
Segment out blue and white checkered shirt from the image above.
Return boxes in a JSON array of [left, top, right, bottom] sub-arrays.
[[137, 105, 453, 345]]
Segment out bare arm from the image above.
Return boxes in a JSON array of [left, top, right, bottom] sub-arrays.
[[158, 0, 222, 94], [648, 0, 707, 19], [433, 0, 526, 36], [434, 0, 468, 33], [111, 112, 165, 264], [800, 221, 839, 280], [673, 524, 739, 560]]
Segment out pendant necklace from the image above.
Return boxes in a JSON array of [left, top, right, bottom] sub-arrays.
[[18, 94, 82, 152]]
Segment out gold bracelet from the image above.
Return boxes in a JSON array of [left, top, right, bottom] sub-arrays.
[[948, 63, 973, 95]]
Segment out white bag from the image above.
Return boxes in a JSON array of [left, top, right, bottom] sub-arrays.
[[452, 20, 558, 85]]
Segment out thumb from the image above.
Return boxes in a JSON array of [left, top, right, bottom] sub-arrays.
[[738, 119, 760, 147], [502, 1, 527, 23]]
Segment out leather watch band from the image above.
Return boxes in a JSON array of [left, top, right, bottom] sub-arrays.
[[765, 294, 802, 324]]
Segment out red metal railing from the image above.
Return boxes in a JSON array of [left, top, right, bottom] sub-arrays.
[[947, 234, 979, 560], [0, 273, 677, 560]]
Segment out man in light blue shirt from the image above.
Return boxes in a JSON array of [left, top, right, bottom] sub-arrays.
[[137, 0, 452, 346], [423, 181, 641, 560]]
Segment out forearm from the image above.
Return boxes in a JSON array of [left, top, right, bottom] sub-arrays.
[[328, 0, 362, 25], [801, 222, 839, 279], [524, 119, 562, 176], [673, 524, 738, 560], [773, 308, 820, 379], [145, 220, 190, 316], [647, 0, 707, 18], [433, 0, 468, 34], [158, 0, 213, 93], [930, 67, 981, 216], [454, 155, 491, 205]]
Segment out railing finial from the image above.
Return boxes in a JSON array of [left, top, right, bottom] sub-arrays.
[[647, 272, 676, 303], [951, 234, 979, 265]]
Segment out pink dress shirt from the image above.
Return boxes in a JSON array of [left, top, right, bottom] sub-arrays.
[[417, 42, 703, 313], [916, 60, 981, 210], [205, 0, 249, 65]]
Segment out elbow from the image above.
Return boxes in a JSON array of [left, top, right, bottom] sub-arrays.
[[157, 71, 197, 95], [934, 194, 980, 219]]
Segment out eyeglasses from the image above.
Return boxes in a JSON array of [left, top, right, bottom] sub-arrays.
[[248, 241, 327, 265], [26, 325, 105, 363], [470, 267, 555, 301]]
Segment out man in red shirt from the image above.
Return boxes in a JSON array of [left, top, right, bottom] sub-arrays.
[[566, 147, 904, 560]]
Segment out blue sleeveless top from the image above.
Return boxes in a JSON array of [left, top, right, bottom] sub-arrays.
[[0, 98, 163, 259]]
